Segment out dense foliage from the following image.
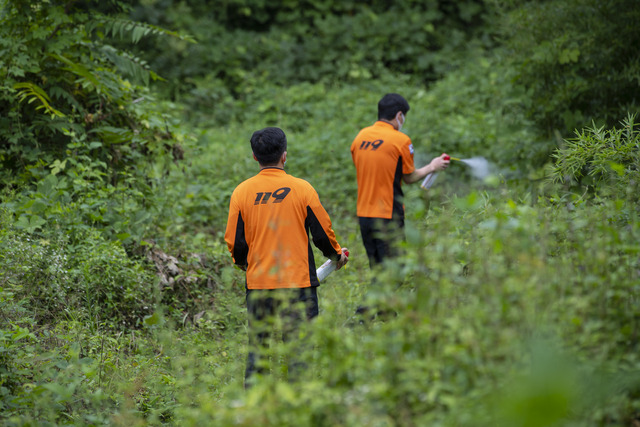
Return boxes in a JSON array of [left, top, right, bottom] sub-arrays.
[[127, 0, 487, 107], [495, 0, 640, 134], [125, 0, 640, 165], [1, 0, 638, 425]]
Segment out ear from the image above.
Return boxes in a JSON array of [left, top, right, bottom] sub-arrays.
[[253, 153, 258, 162], [281, 151, 287, 164], [393, 112, 402, 129]]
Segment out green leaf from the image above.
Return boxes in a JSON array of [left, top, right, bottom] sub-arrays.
[[12, 327, 34, 341], [15, 214, 47, 232], [144, 311, 162, 326], [116, 232, 131, 242], [50, 159, 67, 175], [607, 161, 625, 177], [559, 48, 580, 65]]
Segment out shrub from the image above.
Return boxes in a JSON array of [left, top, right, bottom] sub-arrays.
[[550, 114, 640, 203], [0, 223, 155, 329], [492, 0, 640, 134]]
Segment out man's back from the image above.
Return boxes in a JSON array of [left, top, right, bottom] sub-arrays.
[[226, 167, 340, 289], [350, 121, 415, 220]]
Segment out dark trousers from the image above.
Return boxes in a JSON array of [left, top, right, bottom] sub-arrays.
[[356, 217, 405, 321], [358, 216, 405, 269], [245, 287, 318, 387]]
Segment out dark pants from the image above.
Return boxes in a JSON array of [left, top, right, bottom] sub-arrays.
[[245, 286, 318, 387], [358, 216, 405, 269], [356, 217, 405, 321]]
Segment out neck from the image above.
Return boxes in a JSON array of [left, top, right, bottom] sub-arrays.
[[256, 152, 286, 169], [260, 162, 284, 170], [380, 119, 398, 130]]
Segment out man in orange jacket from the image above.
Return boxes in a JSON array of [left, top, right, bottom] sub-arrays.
[[225, 127, 348, 386], [351, 93, 450, 268]]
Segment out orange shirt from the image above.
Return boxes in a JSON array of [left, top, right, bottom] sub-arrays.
[[225, 167, 343, 290], [350, 121, 415, 219]]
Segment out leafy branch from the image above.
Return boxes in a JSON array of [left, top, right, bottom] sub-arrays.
[[550, 114, 639, 187], [49, 53, 111, 97], [13, 82, 65, 118], [98, 45, 164, 86], [87, 16, 197, 44]]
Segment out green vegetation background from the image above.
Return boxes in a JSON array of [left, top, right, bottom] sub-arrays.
[[1, 0, 639, 425]]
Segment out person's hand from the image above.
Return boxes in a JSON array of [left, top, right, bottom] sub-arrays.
[[336, 248, 349, 270], [429, 153, 450, 172]]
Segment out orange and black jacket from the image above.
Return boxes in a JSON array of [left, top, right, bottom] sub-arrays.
[[225, 167, 343, 290], [350, 121, 415, 220]]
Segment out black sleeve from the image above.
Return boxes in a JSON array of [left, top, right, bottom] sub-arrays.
[[306, 206, 341, 261], [233, 212, 249, 267]]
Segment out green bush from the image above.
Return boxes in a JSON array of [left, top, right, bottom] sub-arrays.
[[0, 0, 193, 247], [492, 0, 640, 134], [0, 284, 35, 408], [1, 226, 235, 334], [550, 114, 639, 202], [0, 274, 117, 424], [69, 231, 157, 328], [0, 213, 154, 328]]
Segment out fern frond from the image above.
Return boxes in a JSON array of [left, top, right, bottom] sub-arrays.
[[49, 54, 111, 97], [49, 85, 84, 113], [89, 16, 196, 44], [13, 82, 65, 118], [99, 45, 165, 85]]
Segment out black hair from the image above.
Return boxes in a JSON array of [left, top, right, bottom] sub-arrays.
[[250, 127, 287, 165], [377, 93, 410, 120]]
